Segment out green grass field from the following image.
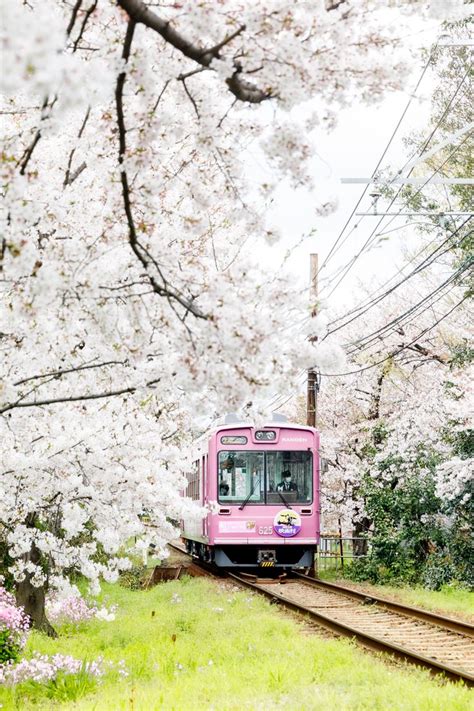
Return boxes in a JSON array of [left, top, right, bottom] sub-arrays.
[[1, 576, 472, 710]]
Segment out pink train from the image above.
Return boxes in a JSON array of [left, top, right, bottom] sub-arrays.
[[181, 415, 320, 569]]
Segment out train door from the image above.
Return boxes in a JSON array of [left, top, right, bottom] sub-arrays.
[[202, 454, 208, 539]]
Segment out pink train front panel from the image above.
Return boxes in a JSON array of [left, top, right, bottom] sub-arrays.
[[205, 426, 320, 546]]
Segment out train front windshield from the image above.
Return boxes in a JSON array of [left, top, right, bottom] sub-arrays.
[[218, 451, 313, 504]]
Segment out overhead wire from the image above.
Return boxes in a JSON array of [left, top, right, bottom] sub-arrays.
[[318, 65, 470, 302], [325, 222, 440, 327], [265, 369, 307, 411], [346, 257, 472, 357], [268, 169, 471, 411], [321, 130, 472, 301], [316, 48, 438, 277], [321, 293, 470, 379], [269, 66, 469, 315], [326, 215, 472, 338], [267, 227, 471, 411], [323, 216, 465, 332], [265, 45, 471, 409]]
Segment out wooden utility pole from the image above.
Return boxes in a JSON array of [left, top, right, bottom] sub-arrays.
[[307, 253, 319, 427]]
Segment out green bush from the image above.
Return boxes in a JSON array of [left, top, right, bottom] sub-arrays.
[[0, 629, 22, 665], [421, 551, 456, 591], [118, 565, 148, 590]]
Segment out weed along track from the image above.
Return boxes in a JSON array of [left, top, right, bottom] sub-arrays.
[[229, 572, 474, 686], [167, 543, 474, 684]]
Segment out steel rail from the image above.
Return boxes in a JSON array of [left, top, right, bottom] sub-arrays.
[[168, 544, 473, 686], [292, 573, 474, 638], [227, 572, 474, 687]]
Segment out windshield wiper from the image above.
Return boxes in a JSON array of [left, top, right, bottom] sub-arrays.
[[239, 474, 261, 510], [276, 489, 292, 509]]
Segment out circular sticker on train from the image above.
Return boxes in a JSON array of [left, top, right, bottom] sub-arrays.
[[273, 509, 301, 538]]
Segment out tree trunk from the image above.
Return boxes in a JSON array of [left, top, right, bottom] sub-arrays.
[[15, 543, 57, 637], [353, 517, 371, 557]]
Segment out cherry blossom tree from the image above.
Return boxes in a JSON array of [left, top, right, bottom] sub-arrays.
[[1, 0, 462, 629], [313, 275, 472, 584]]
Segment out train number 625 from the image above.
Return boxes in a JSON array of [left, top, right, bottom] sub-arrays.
[[258, 526, 273, 535]]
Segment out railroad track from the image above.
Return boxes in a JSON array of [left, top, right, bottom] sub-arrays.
[[167, 544, 474, 685], [230, 571, 474, 686]]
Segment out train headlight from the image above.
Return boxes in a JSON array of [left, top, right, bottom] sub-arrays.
[[255, 430, 276, 441]]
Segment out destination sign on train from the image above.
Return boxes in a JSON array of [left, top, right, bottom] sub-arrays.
[[220, 435, 248, 445]]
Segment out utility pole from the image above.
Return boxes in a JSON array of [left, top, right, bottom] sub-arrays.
[[307, 253, 319, 428]]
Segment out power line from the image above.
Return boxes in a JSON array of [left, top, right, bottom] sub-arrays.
[[265, 50, 471, 411], [316, 48, 438, 277], [318, 64, 470, 302], [325, 221, 441, 328], [322, 132, 472, 301], [322, 294, 469, 379], [347, 262, 471, 358], [326, 216, 472, 338], [273, 65, 469, 311], [265, 369, 307, 411]]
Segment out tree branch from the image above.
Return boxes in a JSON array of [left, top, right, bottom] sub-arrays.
[[179, 76, 200, 119], [17, 96, 57, 175], [64, 106, 90, 187], [66, 0, 84, 37], [325, 0, 348, 10], [115, 19, 208, 319], [152, 79, 171, 112], [117, 0, 272, 103], [14, 359, 129, 387], [72, 0, 98, 52], [405, 343, 448, 365], [0, 386, 138, 415]]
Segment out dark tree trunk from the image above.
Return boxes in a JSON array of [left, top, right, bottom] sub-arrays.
[[15, 543, 57, 637], [353, 517, 371, 557]]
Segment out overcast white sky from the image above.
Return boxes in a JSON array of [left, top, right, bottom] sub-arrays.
[[270, 85, 434, 308], [254, 20, 461, 315]]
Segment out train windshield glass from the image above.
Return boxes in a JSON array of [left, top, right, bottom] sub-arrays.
[[218, 451, 313, 504], [266, 451, 313, 504], [218, 452, 265, 503]]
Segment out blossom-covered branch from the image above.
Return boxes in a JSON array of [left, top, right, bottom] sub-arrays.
[[117, 0, 271, 103]]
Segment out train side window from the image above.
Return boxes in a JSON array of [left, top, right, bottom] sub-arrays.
[[186, 460, 200, 501]]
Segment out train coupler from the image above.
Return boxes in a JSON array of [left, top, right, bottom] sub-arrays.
[[258, 550, 276, 567]]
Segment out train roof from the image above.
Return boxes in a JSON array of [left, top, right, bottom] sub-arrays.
[[192, 418, 318, 448]]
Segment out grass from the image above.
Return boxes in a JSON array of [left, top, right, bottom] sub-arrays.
[[318, 568, 474, 619], [1, 576, 472, 710]]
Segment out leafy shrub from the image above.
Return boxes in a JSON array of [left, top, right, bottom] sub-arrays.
[[0, 585, 30, 664], [421, 550, 456, 590], [422, 531, 474, 591], [119, 565, 148, 590], [348, 464, 445, 586]]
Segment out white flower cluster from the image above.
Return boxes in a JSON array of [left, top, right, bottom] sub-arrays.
[[0, 0, 453, 591], [435, 458, 473, 503]]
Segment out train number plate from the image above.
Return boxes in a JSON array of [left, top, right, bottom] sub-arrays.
[[258, 526, 273, 535]]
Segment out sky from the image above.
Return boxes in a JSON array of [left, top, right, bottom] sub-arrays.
[[273, 85, 435, 305], [272, 87, 433, 306], [252, 20, 469, 317], [251, 20, 472, 412]]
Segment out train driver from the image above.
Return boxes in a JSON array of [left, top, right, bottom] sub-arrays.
[[276, 470, 298, 493], [219, 481, 230, 497]]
